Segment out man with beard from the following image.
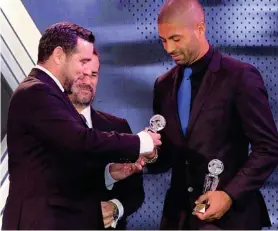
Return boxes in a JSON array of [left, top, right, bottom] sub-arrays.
[[3, 22, 160, 230], [146, 0, 278, 229], [68, 51, 144, 229]]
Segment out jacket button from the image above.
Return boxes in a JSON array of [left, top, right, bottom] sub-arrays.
[[187, 187, 194, 192]]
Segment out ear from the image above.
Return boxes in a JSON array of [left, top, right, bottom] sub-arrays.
[[52, 46, 66, 65], [196, 22, 206, 38]]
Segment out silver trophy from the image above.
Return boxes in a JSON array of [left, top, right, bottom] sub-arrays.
[[148, 114, 166, 133], [193, 159, 224, 213], [144, 114, 166, 165]]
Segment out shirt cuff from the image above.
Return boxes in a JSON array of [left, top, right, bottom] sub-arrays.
[[105, 163, 118, 190], [110, 199, 124, 228], [137, 131, 154, 155]]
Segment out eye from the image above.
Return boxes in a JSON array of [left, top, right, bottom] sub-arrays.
[[80, 59, 91, 65], [90, 74, 98, 79], [173, 37, 180, 42]]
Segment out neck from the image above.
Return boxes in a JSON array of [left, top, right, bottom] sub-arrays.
[[73, 104, 87, 113], [196, 40, 209, 61], [193, 40, 209, 63], [38, 62, 66, 86]]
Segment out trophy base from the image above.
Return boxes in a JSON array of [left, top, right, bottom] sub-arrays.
[[193, 203, 207, 214]]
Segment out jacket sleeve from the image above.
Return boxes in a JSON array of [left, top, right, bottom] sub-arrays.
[[20, 83, 140, 162], [223, 65, 278, 201]]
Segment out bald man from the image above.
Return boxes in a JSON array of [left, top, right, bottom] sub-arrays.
[[148, 0, 278, 229]]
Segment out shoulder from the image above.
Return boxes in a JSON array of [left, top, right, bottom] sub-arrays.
[[155, 65, 179, 87], [220, 53, 258, 74], [14, 74, 58, 98], [95, 110, 129, 127], [10, 74, 66, 115], [217, 51, 263, 87], [11, 76, 49, 103]]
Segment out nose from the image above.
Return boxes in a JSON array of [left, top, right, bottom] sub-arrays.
[[83, 65, 91, 76], [163, 41, 176, 54], [79, 74, 92, 85]]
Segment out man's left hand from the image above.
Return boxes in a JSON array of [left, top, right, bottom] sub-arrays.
[[193, 191, 232, 221], [109, 157, 146, 181]]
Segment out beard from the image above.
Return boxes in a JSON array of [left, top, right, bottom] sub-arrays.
[[64, 77, 74, 93], [60, 65, 75, 92], [71, 84, 95, 106]]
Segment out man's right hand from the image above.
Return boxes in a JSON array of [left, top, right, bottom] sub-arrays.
[[137, 130, 161, 156], [147, 131, 162, 147]]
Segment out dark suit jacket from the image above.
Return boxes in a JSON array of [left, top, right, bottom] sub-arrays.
[[2, 68, 140, 230], [151, 49, 278, 229], [90, 108, 144, 229]]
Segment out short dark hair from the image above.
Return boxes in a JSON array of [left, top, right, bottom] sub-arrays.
[[38, 22, 95, 63]]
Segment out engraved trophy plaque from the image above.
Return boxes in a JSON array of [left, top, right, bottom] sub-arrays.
[[193, 159, 224, 213]]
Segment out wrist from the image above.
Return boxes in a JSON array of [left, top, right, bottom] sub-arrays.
[[109, 201, 119, 220], [145, 148, 158, 164]]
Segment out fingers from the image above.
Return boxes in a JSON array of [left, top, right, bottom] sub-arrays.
[[193, 191, 231, 222], [103, 216, 114, 228], [101, 202, 114, 228], [147, 131, 162, 146], [136, 156, 146, 166], [133, 162, 143, 172], [102, 207, 113, 218], [119, 163, 143, 177], [194, 205, 217, 221], [193, 192, 215, 221], [195, 192, 210, 205], [101, 202, 113, 217]]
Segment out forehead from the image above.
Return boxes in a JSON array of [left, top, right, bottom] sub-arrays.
[[89, 55, 100, 70], [75, 37, 94, 55], [158, 22, 190, 38]]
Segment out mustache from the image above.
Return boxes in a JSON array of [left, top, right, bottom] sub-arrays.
[[77, 84, 94, 92], [170, 51, 180, 56]]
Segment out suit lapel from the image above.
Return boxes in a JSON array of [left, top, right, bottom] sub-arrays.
[[186, 70, 216, 137], [186, 49, 222, 138], [90, 107, 109, 131]]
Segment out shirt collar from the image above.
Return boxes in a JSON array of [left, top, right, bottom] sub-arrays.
[[35, 65, 64, 92], [188, 45, 214, 74], [80, 106, 92, 128]]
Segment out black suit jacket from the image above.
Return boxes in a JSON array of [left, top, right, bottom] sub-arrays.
[[151, 49, 278, 229], [90, 108, 144, 229], [2, 68, 140, 230]]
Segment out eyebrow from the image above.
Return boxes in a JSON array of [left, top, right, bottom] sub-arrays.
[[159, 34, 181, 40], [81, 58, 92, 62]]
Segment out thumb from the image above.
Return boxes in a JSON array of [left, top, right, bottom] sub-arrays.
[[195, 192, 209, 204]]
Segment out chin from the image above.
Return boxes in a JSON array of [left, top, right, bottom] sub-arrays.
[[174, 60, 185, 65]]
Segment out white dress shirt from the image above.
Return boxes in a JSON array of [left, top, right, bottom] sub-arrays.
[[35, 65, 64, 92]]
